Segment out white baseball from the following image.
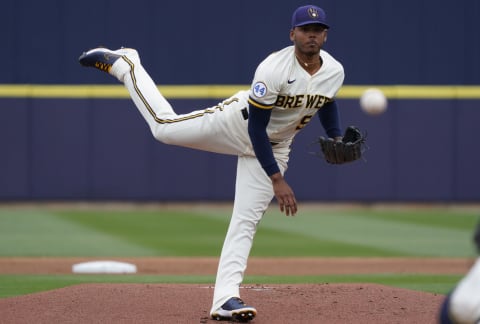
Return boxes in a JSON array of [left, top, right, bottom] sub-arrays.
[[360, 88, 387, 115]]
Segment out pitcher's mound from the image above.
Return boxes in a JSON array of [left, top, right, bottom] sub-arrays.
[[0, 283, 444, 323]]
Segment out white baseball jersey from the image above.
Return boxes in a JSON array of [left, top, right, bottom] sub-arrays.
[[249, 45, 344, 143]]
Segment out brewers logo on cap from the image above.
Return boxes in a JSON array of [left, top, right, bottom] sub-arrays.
[[308, 7, 319, 19]]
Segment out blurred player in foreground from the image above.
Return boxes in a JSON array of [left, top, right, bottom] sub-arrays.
[[79, 4, 348, 322], [439, 221, 480, 324]]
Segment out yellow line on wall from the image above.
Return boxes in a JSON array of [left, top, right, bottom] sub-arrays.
[[0, 85, 247, 99], [0, 84, 479, 99], [339, 86, 480, 99]]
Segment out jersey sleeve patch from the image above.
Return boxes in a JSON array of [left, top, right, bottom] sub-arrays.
[[252, 82, 267, 98]]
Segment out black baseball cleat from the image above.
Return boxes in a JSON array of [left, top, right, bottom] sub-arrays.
[[78, 47, 123, 73], [211, 297, 256, 322]]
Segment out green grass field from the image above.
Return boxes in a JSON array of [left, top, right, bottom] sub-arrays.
[[0, 203, 477, 298]]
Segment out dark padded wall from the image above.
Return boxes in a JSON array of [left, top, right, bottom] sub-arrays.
[[2, 98, 479, 202], [1, 0, 479, 202], [1, 0, 478, 85]]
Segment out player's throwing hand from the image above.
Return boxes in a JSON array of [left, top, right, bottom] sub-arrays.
[[271, 174, 297, 216]]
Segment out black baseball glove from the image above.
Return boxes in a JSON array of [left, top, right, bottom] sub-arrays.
[[318, 126, 367, 164]]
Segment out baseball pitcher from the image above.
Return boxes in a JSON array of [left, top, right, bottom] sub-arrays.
[[79, 5, 363, 321]]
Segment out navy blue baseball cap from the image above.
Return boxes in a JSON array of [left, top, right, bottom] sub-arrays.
[[291, 5, 329, 29]]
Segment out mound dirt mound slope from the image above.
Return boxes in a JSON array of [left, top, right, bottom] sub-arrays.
[[0, 283, 444, 324]]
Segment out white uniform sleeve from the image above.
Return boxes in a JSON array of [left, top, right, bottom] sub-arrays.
[[249, 54, 285, 108]]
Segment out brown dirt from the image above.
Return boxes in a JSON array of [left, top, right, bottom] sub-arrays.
[[0, 257, 468, 323], [0, 257, 472, 275]]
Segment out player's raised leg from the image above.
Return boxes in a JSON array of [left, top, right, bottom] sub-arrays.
[[79, 47, 250, 155], [79, 47, 176, 126]]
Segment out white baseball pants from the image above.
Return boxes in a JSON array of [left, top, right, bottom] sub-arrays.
[[111, 51, 291, 314]]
